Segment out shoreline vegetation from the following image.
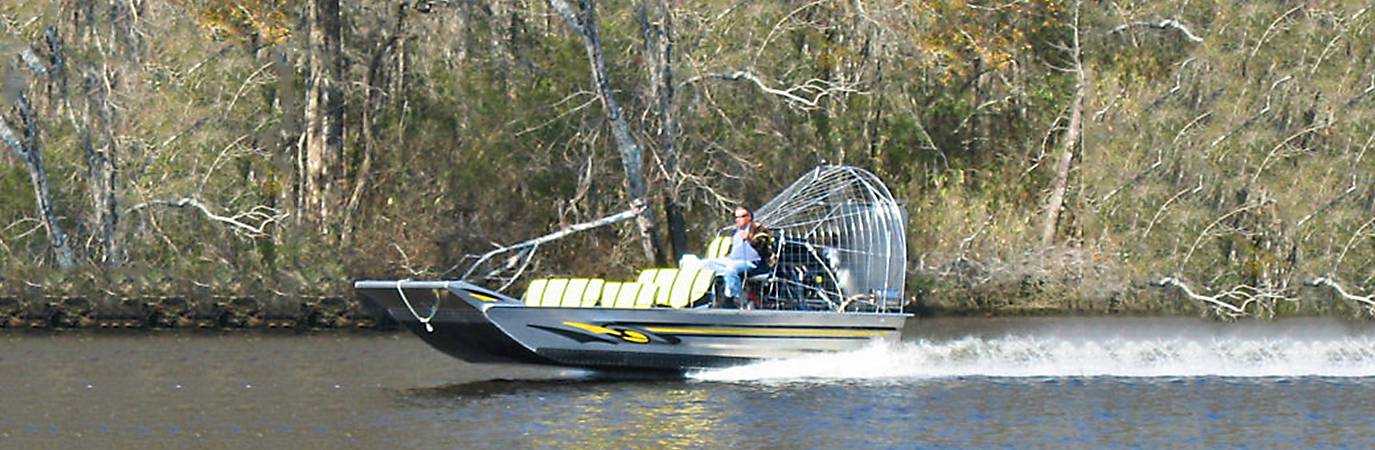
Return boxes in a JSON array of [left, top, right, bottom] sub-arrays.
[[3, 1, 1373, 327], [1, 269, 1373, 331]]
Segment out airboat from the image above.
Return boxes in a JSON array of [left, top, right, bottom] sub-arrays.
[[355, 165, 910, 371]]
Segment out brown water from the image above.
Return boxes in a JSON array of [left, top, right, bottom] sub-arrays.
[[7, 318, 1375, 448], [0, 330, 569, 448]]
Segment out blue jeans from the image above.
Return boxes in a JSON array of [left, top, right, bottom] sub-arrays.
[[700, 258, 756, 298]]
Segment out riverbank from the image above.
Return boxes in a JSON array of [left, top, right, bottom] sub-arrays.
[[0, 284, 391, 330], [1, 282, 1369, 331]]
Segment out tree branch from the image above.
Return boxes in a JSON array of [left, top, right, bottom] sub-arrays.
[[681, 70, 859, 111], [445, 206, 646, 281], [1152, 277, 1293, 319], [1109, 19, 1204, 43], [1296, 177, 1358, 228], [1306, 277, 1375, 317], [124, 198, 286, 238]]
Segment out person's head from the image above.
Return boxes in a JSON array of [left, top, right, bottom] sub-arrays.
[[733, 206, 753, 227]]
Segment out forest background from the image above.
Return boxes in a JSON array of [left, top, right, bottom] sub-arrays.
[[1, 0, 1373, 325]]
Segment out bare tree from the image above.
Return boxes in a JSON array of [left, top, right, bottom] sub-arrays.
[[638, 0, 687, 261], [40, 24, 122, 267], [547, 0, 664, 264], [343, 2, 413, 244], [272, 42, 300, 222], [1040, 0, 1087, 246], [304, 0, 345, 229], [81, 66, 121, 266], [0, 75, 77, 270]]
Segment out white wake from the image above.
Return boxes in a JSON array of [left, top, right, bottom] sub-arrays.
[[689, 335, 1375, 382]]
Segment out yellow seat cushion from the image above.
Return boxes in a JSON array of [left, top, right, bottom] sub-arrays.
[[523, 279, 548, 306], [705, 235, 733, 259], [562, 279, 604, 307], [601, 282, 658, 309], [523, 278, 605, 307], [636, 268, 714, 308]]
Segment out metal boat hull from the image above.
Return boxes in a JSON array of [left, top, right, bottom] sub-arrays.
[[355, 280, 907, 371]]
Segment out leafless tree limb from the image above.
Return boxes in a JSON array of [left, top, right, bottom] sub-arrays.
[[1144, 175, 1199, 239], [752, 0, 831, 65], [1250, 5, 1304, 60], [1152, 277, 1292, 319], [1101, 149, 1162, 202], [445, 206, 645, 282], [124, 198, 286, 238], [1179, 195, 1272, 270], [1310, 5, 1372, 76], [512, 91, 598, 136], [390, 243, 425, 277], [1210, 74, 1292, 149], [1109, 18, 1204, 43], [681, 70, 861, 111], [1335, 217, 1375, 270], [1092, 86, 1124, 122], [1306, 277, 1375, 317], [1296, 177, 1358, 228], [1346, 73, 1375, 109], [16, 48, 49, 78], [1250, 123, 1327, 186]]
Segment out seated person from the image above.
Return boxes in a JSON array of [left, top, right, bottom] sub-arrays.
[[693, 206, 771, 307]]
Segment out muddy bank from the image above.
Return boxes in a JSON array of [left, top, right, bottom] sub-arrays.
[[1, 282, 1368, 331], [0, 282, 393, 330]]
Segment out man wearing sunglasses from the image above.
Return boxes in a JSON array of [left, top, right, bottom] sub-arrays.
[[700, 206, 770, 308]]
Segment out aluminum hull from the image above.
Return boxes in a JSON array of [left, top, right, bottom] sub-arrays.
[[355, 280, 907, 371]]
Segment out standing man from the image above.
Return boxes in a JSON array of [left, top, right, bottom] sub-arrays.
[[701, 206, 769, 307]]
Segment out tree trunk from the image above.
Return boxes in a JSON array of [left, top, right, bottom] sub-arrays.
[[549, 0, 664, 264], [0, 93, 77, 270], [304, 0, 344, 229], [83, 67, 121, 266], [273, 44, 300, 222], [1039, 1, 1086, 246], [639, 0, 685, 262], [344, 4, 407, 244]]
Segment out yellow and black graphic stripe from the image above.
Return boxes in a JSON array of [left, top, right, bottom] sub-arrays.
[[529, 321, 674, 345], [640, 326, 888, 338], [536, 320, 891, 345], [562, 321, 652, 344]]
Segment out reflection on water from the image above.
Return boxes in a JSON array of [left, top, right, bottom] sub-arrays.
[[5, 318, 1375, 447]]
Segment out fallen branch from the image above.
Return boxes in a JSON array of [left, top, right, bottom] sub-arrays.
[[124, 197, 285, 238], [390, 243, 425, 278], [444, 206, 645, 282], [1109, 19, 1204, 43], [1210, 75, 1292, 149], [1346, 74, 1375, 109], [681, 70, 861, 111], [1296, 177, 1358, 228], [1152, 277, 1291, 319], [1250, 5, 1304, 60], [1179, 195, 1271, 269], [1100, 148, 1162, 202], [1334, 217, 1375, 270], [1306, 277, 1375, 317]]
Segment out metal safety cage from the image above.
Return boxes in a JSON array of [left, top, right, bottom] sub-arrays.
[[724, 165, 908, 313]]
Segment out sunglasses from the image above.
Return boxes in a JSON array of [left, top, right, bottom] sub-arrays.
[[734, 214, 750, 219]]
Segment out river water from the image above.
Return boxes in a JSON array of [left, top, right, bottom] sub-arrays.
[[4, 317, 1375, 448]]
